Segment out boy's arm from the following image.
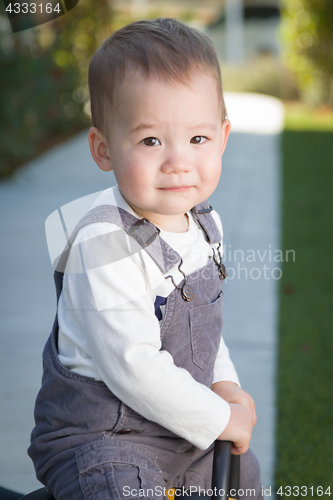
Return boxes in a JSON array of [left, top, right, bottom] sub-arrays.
[[210, 209, 256, 444], [213, 338, 256, 425], [59, 223, 231, 450], [210, 210, 244, 391], [213, 337, 241, 387], [217, 403, 253, 455], [212, 381, 257, 429]]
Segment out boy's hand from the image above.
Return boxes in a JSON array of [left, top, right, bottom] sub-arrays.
[[217, 404, 253, 455], [212, 381, 257, 428]]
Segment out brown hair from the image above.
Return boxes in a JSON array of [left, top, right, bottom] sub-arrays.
[[88, 18, 227, 136]]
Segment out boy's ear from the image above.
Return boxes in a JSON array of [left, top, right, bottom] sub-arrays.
[[220, 119, 231, 156], [88, 127, 113, 172]]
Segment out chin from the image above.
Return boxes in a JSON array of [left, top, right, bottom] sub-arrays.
[[160, 206, 192, 216]]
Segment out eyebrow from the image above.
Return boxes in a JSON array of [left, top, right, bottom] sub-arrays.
[[130, 123, 156, 135], [189, 123, 217, 131], [130, 122, 217, 134]]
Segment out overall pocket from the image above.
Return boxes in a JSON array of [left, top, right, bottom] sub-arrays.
[[189, 291, 224, 371], [76, 438, 165, 500]]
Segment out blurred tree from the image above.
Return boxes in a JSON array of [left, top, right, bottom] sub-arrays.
[[0, 0, 113, 177], [280, 0, 333, 105]]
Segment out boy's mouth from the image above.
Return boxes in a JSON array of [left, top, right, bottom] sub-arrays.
[[159, 186, 191, 192]]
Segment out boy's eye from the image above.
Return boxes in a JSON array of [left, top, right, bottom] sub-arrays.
[[141, 137, 161, 146], [190, 136, 207, 144]]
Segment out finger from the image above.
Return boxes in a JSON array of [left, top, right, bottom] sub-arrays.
[[231, 444, 241, 455], [232, 444, 249, 455]]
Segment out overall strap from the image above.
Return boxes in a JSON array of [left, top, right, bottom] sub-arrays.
[[53, 205, 181, 278], [53, 200, 222, 304], [190, 200, 221, 244]]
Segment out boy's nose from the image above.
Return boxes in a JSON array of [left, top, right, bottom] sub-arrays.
[[161, 150, 190, 174]]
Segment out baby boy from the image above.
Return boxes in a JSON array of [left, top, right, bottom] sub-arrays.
[[29, 18, 263, 500]]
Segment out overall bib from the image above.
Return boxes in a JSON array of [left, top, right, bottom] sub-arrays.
[[28, 200, 262, 500]]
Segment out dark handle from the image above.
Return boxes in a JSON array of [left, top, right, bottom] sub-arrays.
[[211, 441, 240, 500]]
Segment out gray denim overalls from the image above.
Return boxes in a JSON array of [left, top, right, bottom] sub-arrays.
[[28, 200, 262, 500]]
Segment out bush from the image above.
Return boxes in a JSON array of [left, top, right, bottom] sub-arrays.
[[279, 0, 333, 106], [0, 0, 112, 178], [220, 55, 300, 100]]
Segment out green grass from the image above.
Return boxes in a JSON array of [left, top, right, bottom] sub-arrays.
[[284, 103, 333, 132], [276, 128, 333, 494]]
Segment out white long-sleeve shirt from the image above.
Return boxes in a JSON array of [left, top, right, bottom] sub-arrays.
[[57, 185, 240, 450]]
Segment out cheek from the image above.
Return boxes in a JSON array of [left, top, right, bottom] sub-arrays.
[[117, 154, 152, 197], [131, 149, 158, 177], [198, 157, 222, 198], [199, 151, 222, 182]]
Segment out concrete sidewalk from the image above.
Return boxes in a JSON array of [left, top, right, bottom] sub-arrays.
[[0, 93, 283, 496]]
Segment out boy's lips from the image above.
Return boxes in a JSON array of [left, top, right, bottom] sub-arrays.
[[159, 186, 191, 192]]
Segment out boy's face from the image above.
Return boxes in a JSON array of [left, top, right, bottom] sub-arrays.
[[89, 71, 230, 231]]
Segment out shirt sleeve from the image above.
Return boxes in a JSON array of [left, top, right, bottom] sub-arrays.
[[213, 337, 241, 387], [209, 210, 241, 386], [58, 223, 231, 450]]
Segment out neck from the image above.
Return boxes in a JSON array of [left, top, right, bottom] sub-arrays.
[[133, 210, 189, 233]]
